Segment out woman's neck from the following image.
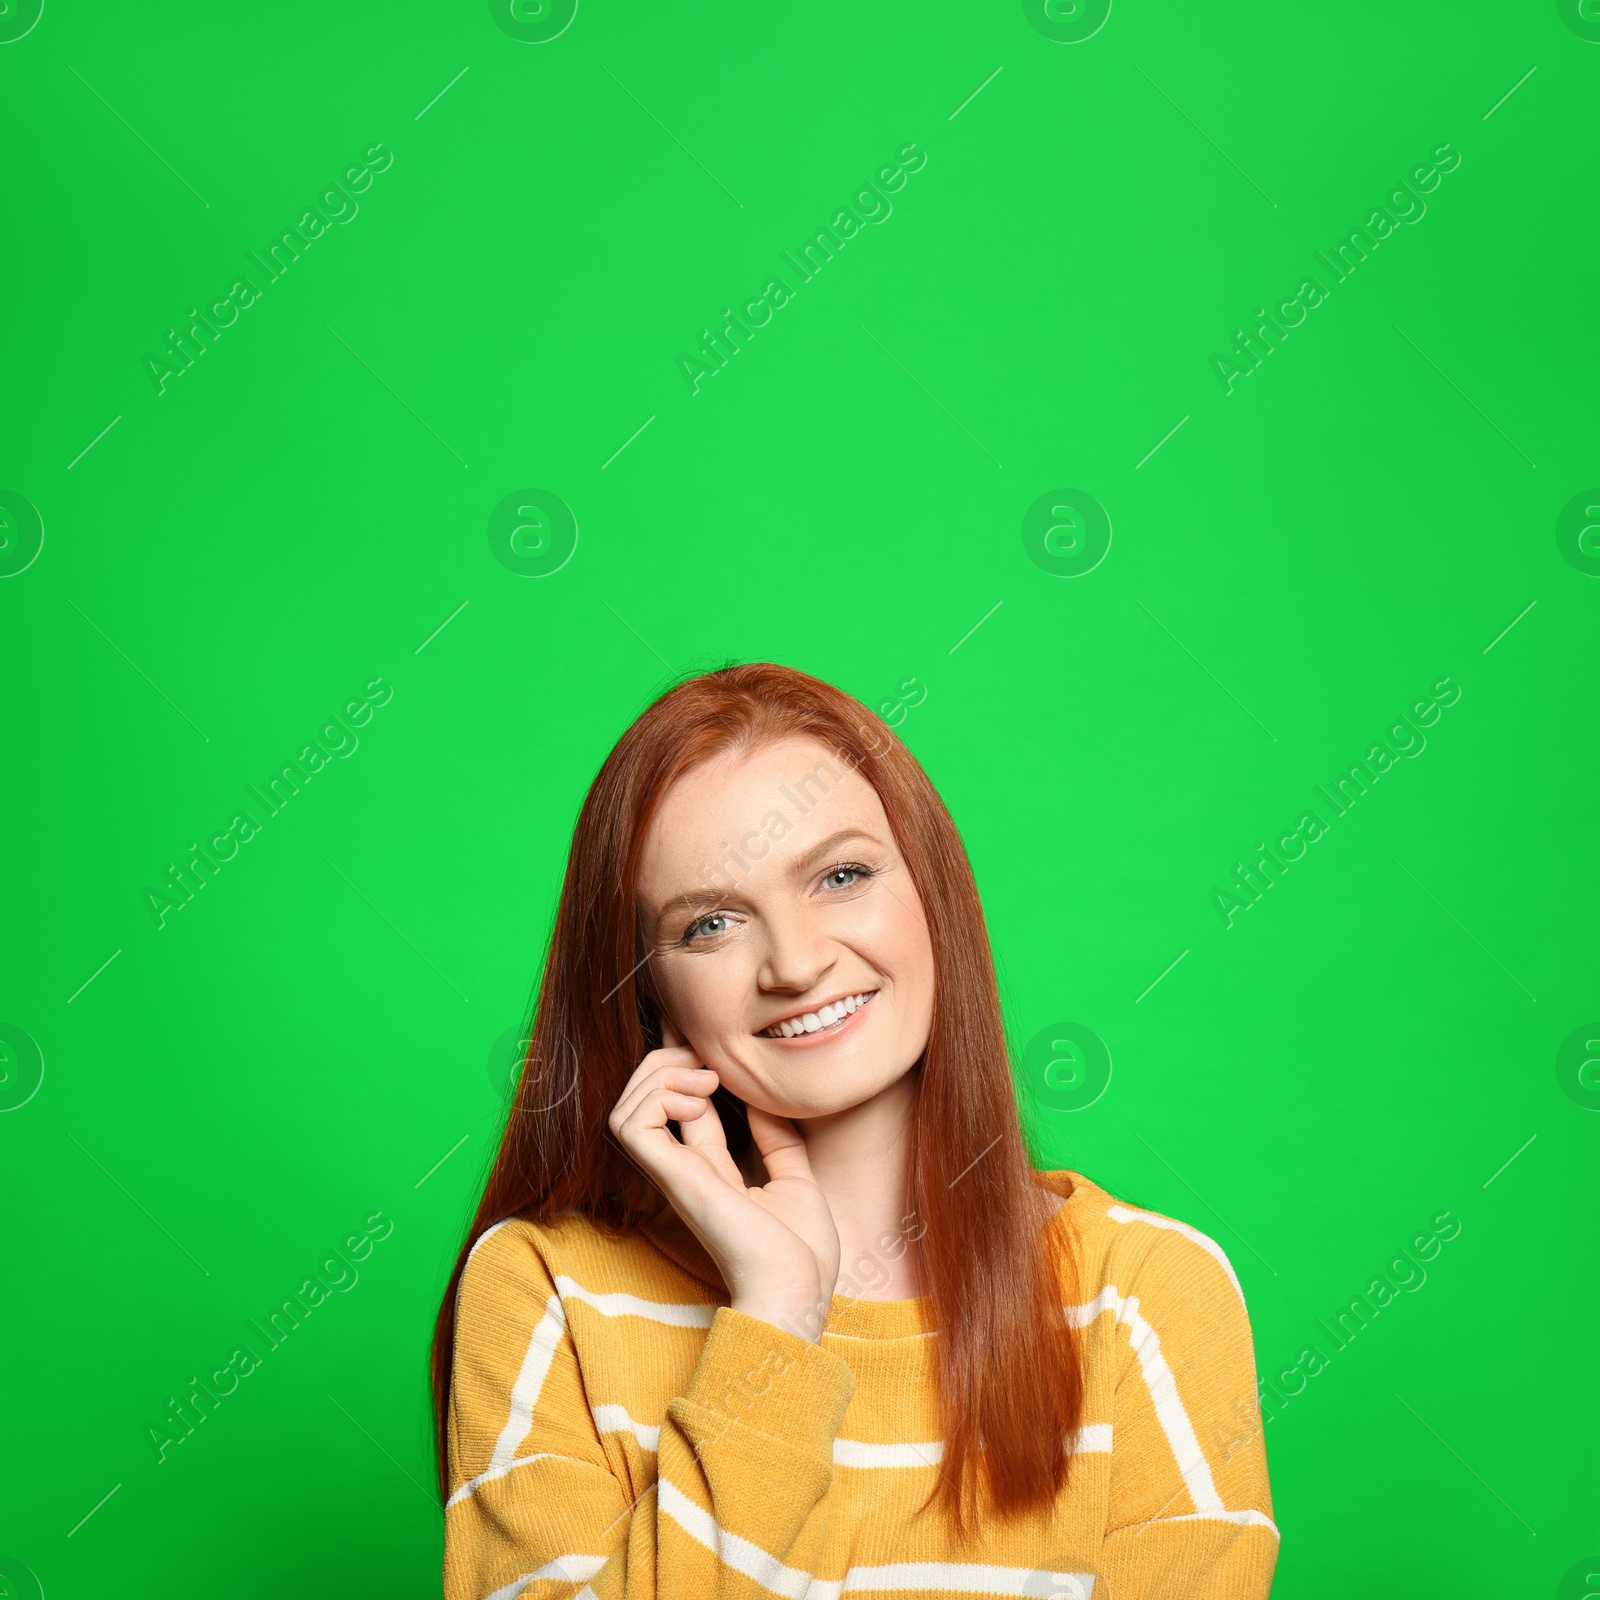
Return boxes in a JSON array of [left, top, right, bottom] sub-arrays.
[[739, 1072, 923, 1302]]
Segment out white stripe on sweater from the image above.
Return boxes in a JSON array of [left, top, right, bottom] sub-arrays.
[[592, 1403, 661, 1451], [448, 1294, 570, 1507], [452, 1276, 715, 1507], [447, 1448, 555, 1509], [659, 1477, 821, 1599], [465, 1217, 512, 1265], [1105, 1205, 1246, 1308], [831, 1426, 1110, 1469], [1152, 1508, 1280, 1538], [1067, 1286, 1223, 1514], [660, 1477, 1097, 1597], [484, 1552, 607, 1600], [833, 1438, 943, 1468], [838, 1564, 1094, 1595], [493, 1295, 566, 1465], [554, 1275, 717, 1327]]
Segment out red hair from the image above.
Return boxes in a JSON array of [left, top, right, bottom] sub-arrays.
[[429, 662, 1082, 1523]]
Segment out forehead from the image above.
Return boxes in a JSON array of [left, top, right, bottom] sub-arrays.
[[637, 736, 888, 889]]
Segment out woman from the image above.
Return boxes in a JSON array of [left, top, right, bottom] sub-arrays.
[[434, 663, 1277, 1599]]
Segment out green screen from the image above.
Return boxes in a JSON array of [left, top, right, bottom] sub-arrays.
[[3, 1, 1595, 1594]]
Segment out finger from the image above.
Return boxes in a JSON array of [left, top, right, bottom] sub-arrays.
[[658, 1091, 716, 1123], [745, 1106, 815, 1183], [677, 1085, 731, 1156], [612, 1077, 749, 1197], [614, 1089, 718, 1158], [613, 1098, 725, 1191], [672, 1090, 750, 1192], [610, 1064, 717, 1135], [661, 1015, 685, 1050], [612, 1050, 706, 1123], [611, 1068, 715, 1139], [617, 1041, 699, 1103]]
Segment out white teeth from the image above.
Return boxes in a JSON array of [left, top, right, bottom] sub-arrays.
[[763, 990, 876, 1037]]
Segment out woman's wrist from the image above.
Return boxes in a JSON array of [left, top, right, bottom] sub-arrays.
[[730, 1288, 831, 1344]]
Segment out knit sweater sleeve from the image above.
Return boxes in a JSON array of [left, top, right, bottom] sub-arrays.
[[1092, 1221, 1279, 1599], [442, 1222, 856, 1600]]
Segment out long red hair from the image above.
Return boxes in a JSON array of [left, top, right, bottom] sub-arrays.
[[429, 662, 1082, 1522]]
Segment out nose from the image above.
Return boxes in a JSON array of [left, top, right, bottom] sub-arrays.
[[757, 899, 837, 996]]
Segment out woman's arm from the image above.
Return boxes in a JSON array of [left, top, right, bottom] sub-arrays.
[[607, 1021, 842, 1341], [445, 1022, 858, 1597], [443, 1225, 856, 1600], [1091, 1222, 1279, 1599]]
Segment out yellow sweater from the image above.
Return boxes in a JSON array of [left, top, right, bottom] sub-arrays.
[[443, 1170, 1277, 1599]]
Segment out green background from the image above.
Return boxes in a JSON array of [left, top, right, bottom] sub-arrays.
[[3, 0, 1596, 1593]]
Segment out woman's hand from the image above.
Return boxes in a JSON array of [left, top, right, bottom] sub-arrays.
[[608, 1020, 840, 1341]]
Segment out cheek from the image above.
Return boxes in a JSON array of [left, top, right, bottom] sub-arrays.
[[659, 950, 754, 1040], [868, 895, 933, 987], [846, 901, 934, 1045]]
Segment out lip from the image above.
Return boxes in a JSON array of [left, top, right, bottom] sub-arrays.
[[755, 990, 878, 1047]]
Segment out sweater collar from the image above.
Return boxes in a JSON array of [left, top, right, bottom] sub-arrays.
[[635, 1168, 1090, 1316]]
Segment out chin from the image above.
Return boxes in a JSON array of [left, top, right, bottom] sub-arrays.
[[732, 1055, 916, 1122], [753, 1090, 869, 1121]]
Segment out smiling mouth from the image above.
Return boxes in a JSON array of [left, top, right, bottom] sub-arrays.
[[758, 989, 879, 1039]]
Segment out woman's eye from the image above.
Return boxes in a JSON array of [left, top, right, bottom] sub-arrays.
[[823, 864, 871, 891], [687, 914, 729, 941]]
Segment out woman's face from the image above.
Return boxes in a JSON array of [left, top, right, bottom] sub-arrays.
[[635, 736, 936, 1121]]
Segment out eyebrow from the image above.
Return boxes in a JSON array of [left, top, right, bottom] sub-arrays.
[[649, 828, 886, 931], [792, 828, 883, 872]]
